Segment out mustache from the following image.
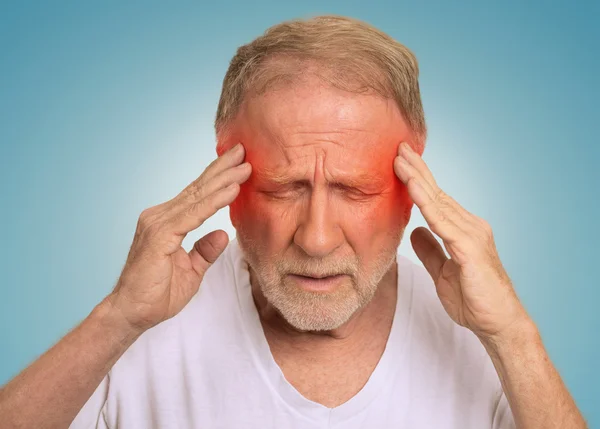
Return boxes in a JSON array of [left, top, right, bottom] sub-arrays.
[[279, 258, 358, 278]]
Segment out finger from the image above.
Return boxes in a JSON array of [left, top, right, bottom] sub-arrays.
[[394, 142, 485, 243], [410, 226, 447, 281], [184, 161, 251, 206], [397, 142, 438, 188], [164, 150, 250, 223], [394, 155, 466, 243], [168, 182, 241, 240], [188, 229, 229, 277], [394, 154, 438, 206], [397, 142, 475, 223], [411, 227, 464, 325], [176, 143, 246, 202]]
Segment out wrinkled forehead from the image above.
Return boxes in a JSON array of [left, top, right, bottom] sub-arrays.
[[236, 78, 409, 170]]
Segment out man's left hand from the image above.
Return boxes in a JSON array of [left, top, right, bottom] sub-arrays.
[[393, 141, 530, 342]]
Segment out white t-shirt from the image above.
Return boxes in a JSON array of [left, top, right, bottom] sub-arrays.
[[70, 238, 515, 428]]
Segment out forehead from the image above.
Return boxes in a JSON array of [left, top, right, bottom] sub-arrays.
[[235, 77, 409, 179]]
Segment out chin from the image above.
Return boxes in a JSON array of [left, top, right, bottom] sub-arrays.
[[264, 279, 371, 332], [279, 305, 357, 332]]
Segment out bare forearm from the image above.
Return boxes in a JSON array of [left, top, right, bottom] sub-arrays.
[[0, 296, 141, 429], [481, 319, 587, 429]]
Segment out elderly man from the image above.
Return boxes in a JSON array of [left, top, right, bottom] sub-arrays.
[[0, 15, 586, 429]]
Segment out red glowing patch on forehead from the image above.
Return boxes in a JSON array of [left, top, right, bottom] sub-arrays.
[[221, 77, 417, 231], [246, 147, 398, 197]]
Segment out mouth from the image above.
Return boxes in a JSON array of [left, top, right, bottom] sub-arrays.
[[294, 273, 338, 279], [287, 273, 347, 292]]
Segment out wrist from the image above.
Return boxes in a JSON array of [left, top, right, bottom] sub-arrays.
[[94, 295, 147, 344], [479, 315, 541, 357]]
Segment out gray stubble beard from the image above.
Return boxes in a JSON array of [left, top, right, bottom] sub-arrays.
[[236, 227, 404, 332]]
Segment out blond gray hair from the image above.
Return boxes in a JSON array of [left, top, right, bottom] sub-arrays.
[[215, 15, 427, 151]]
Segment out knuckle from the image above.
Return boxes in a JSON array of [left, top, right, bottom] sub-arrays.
[[432, 191, 453, 215], [424, 193, 449, 223], [137, 208, 155, 230], [422, 202, 447, 230], [138, 207, 153, 221], [433, 207, 448, 227], [476, 217, 493, 236], [406, 175, 419, 190], [191, 195, 213, 214], [137, 206, 166, 230], [432, 188, 446, 204], [185, 183, 206, 204], [143, 215, 166, 237]]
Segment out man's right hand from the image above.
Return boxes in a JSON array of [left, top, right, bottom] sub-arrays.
[[0, 143, 252, 429], [108, 142, 252, 333]]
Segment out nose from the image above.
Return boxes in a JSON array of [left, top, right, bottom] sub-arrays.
[[293, 186, 344, 258]]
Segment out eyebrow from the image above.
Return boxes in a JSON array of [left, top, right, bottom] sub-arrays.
[[255, 168, 388, 189]]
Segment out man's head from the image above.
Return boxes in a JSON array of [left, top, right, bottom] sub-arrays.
[[215, 16, 427, 332]]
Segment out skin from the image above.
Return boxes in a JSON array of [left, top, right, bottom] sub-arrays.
[[0, 143, 252, 428], [219, 77, 413, 334], [394, 141, 587, 428], [217, 76, 588, 425], [0, 73, 588, 428]]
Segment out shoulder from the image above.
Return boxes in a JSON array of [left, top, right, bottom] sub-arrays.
[[110, 239, 243, 370], [397, 254, 502, 390], [399, 255, 480, 352]]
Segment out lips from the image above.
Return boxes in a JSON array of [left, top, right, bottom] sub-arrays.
[[292, 274, 340, 279], [287, 273, 347, 292]]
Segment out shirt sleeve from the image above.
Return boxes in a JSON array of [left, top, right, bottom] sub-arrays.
[[492, 391, 516, 429], [68, 374, 110, 429]]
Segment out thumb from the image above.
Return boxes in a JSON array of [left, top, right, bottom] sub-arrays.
[[410, 227, 447, 282], [189, 230, 229, 277]]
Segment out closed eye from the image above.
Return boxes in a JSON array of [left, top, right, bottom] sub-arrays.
[[332, 184, 376, 200], [259, 182, 379, 201], [261, 183, 306, 200]]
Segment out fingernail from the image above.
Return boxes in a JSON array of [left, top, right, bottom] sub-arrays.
[[230, 143, 242, 153]]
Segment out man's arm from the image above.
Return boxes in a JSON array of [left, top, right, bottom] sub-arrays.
[[482, 319, 586, 429], [0, 298, 139, 428], [0, 142, 252, 428], [393, 141, 586, 428]]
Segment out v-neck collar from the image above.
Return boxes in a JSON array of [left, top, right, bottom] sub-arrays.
[[228, 238, 415, 426]]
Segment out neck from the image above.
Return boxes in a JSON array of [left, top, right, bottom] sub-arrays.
[[248, 260, 398, 348]]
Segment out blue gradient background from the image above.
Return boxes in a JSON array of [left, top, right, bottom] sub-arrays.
[[1, 0, 598, 425]]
